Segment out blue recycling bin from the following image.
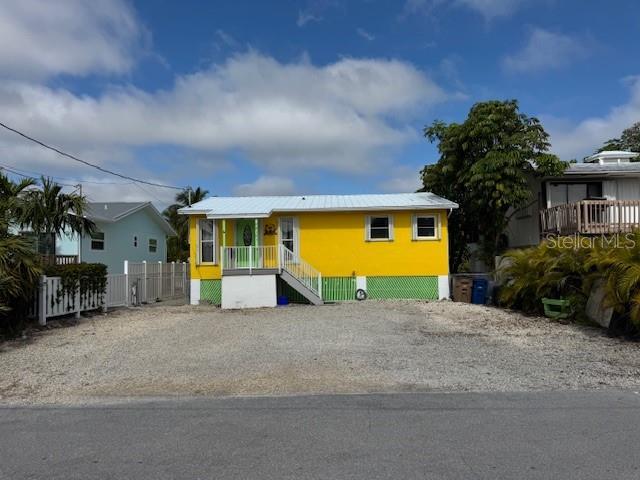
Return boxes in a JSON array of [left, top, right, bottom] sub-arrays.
[[471, 278, 488, 305]]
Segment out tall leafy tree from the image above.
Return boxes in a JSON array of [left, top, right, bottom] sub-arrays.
[[18, 177, 95, 259], [163, 186, 209, 261], [421, 100, 567, 271], [599, 121, 640, 154]]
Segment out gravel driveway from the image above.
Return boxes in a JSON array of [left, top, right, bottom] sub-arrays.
[[1, 301, 639, 404]]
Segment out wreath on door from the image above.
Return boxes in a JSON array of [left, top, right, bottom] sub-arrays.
[[242, 225, 253, 246]]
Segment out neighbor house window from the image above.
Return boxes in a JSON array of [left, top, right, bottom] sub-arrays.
[[148, 238, 157, 253], [133, 236, 138, 247], [413, 214, 439, 240], [198, 219, 216, 264], [91, 232, 105, 250], [366, 216, 393, 241]]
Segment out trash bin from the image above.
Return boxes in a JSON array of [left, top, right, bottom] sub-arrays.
[[277, 295, 289, 306], [452, 276, 473, 303], [471, 278, 488, 305]]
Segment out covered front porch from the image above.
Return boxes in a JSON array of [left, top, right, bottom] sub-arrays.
[[214, 217, 323, 307]]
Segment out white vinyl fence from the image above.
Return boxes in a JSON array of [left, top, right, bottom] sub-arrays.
[[33, 261, 190, 325]]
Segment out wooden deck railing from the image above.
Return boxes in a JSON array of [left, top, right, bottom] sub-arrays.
[[39, 254, 79, 266], [540, 200, 640, 235]]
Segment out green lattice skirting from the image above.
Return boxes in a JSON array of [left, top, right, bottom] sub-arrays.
[[200, 279, 222, 305], [322, 277, 357, 302], [366, 276, 438, 300]]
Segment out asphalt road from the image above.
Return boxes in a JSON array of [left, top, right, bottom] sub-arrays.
[[1, 391, 640, 479]]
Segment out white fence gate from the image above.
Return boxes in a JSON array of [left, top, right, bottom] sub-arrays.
[[125, 261, 190, 305], [33, 261, 190, 326]]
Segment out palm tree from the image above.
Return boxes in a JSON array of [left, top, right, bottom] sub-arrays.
[[163, 186, 209, 261], [18, 177, 95, 262], [0, 173, 36, 236], [0, 173, 42, 333]]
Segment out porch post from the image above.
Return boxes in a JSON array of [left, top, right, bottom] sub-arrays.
[[254, 218, 258, 245], [222, 219, 226, 247], [254, 218, 259, 271]]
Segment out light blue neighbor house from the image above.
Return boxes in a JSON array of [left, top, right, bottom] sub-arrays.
[[57, 202, 176, 273]]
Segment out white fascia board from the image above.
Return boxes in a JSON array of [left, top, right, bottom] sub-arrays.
[[206, 213, 271, 219]]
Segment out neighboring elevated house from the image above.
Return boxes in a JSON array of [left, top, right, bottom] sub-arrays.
[[56, 202, 175, 273], [507, 151, 640, 247], [178, 192, 458, 308]]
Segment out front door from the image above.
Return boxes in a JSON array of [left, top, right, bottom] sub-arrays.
[[235, 219, 259, 268], [279, 217, 298, 257]]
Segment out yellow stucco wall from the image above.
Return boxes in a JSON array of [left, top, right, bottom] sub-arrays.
[[189, 210, 450, 280]]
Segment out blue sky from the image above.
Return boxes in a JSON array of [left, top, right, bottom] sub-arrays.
[[0, 0, 639, 205]]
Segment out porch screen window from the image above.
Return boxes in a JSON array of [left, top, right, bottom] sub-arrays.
[[91, 232, 105, 250], [148, 238, 157, 253], [281, 217, 295, 252], [413, 215, 438, 240], [199, 219, 216, 264], [366, 216, 393, 241]]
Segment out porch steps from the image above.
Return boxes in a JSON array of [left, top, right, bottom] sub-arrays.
[[280, 270, 323, 305]]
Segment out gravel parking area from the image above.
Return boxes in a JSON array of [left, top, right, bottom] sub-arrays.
[[1, 301, 639, 404]]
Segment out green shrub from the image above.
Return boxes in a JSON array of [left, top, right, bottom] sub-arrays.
[[0, 236, 43, 334], [499, 232, 640, 328], [43, 263, 108, 312], [498, 241, 590, 318], [586, 231, 640, 327]]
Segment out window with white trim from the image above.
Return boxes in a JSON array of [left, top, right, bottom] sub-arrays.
[[198, 219, 216, 264], [90, 231, 105, 250], [280, 217, 296, 253], [148, 238, 157, 253], [366, 216, 393, 241], [413, 214, 439, 240]]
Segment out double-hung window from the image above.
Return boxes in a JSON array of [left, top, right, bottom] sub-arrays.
[[198, 219, 216, 264], [148, 238, 157, 253], [366, 216, 393, 241], [413, 214, 439, 240], [90, 231, 105, 250]]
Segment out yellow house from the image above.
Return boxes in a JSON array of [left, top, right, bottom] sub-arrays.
[[178, 192, 457, 308]]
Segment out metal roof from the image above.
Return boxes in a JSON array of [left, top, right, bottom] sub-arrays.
[[179, 192, 458, 218], [85, 202, 149, 222], [564, 162, 640, 175], [85, 202, 176, 235]]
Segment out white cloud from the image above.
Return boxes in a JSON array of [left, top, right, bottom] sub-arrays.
[[215, 29, 239, 49], [503, 28, 588, 73], [379, 167, 422, 193], [297, 10, 321, 27], [545, 76, 640, 160], [456, 0, 528, 19], [0, 0, 146, 79], [356, 28, 375, 41], [400, 0, 529, 20], [234, 176, 297, 196], [0, 52, 450, 174]]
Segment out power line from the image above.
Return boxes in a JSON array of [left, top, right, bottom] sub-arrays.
[[0, 121, 185, 191], [0, 162, 135, 186], [0, 164, 77, 188]]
